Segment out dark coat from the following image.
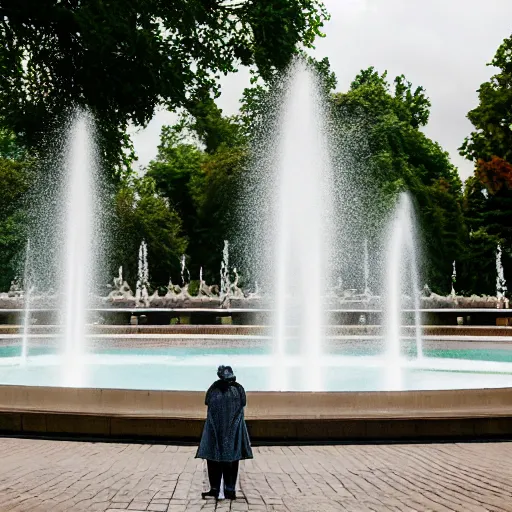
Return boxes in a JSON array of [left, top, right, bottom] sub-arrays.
[[196, 379, 253, 462]]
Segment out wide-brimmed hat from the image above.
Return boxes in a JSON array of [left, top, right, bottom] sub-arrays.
[[217, 365, 235, 381]]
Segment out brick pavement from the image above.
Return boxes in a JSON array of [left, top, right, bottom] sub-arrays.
[[0, 438, 511, 511]]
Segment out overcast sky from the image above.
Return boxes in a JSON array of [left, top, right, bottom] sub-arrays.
[[131, 0, 512, 180]]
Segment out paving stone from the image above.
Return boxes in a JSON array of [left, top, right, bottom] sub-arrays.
[[147, 504, 168, 511], [154, 492, 174, 500], [231, 502, 249, 511], [1, 438, 512, 511], [128, 502, 149, 510]]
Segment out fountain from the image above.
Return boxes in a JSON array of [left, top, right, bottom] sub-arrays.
[[451, 260, 457, 298], [383, 192, 423, 389], [272, 60, 332, 391], [9, 112, 103, 383], [496, 244, 508, 305], [180, 255, 185, 286], [220, 240, 231, 304], [135, 241, 150, 307], [61, 113, 100, 386], [107, 266, 133, 301], [2, 61, 512, 403]]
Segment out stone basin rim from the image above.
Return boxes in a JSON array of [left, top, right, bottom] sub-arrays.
[[2, 384, 512, 419], [3, 384, 512, 441]]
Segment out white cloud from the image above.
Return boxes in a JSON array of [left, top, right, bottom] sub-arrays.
[[132, 0, 512, 180]]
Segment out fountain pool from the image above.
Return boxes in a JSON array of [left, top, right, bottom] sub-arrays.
[[2, 339, 512, 392]]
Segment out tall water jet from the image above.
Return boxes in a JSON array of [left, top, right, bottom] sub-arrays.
[[62, 113, 100, 385], [180, 254, 186, 286], [20, 239, 32, 364], [135, 241, 149, 307], [496, 244, 507, 302], [273, 61, 333, 391], [451, 261, 457, 298], [220, 241, 230, 302], [384, 193, 422, 389]]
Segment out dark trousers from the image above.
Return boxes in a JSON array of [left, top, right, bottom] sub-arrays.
[[207, 460, 239, 493]]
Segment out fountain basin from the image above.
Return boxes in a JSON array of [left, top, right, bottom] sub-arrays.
[[1, 384, 512, 442], [2, 337, 512, 441]]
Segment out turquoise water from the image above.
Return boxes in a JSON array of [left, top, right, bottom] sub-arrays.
[[3, 344, 512, 361], [0, 345, 269, 358], [1, 344, 512, 391]]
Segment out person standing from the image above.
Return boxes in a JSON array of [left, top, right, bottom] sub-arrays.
[[196, 365, 253, 500]]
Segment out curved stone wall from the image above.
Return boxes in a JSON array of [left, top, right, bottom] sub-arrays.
[[1, 385, 512, 442]]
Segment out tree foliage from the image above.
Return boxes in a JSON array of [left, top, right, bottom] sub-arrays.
[[111, 175, 187, 290], [459, 35, 512, 294], [461, 177, 504, 294], [0, 0, 328, 177], [239, 55, 336, 137], [3, 9, 508, 297], [460, 37, 512, 164], [0, 130, 32, 289], [332, 68, 465, 292], [147, 103, 246, 284]]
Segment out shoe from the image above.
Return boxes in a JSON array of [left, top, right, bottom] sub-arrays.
[[224, 490, 237, 500], [201, 489, 219, 499]]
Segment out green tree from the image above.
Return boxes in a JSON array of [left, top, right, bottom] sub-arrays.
[[0, 152, 32, 290], [459, 35, 512, 294], [239, 55, 337, 136], [146, 125, 205, 275], [460, 176, 504, 294], [112, 175, 187, 290], [460, 36, 512, 163], [1, 0, 328, 177], [332, 68, 465, 293], [0, 128, 27, 161], [189, 142, 248, 280], [185, 96, 246, 154], [147, 105, 246, 283], [0, 128, 31, 290]]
